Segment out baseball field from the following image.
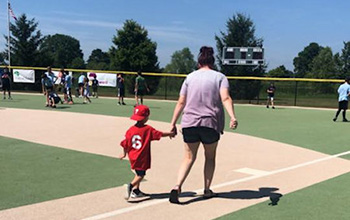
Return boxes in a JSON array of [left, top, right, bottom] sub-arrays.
[[0, 93, 349, 220]]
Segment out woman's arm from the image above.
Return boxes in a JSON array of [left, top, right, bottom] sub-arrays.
[[220, 88, 238, 129], [170, 95, 186, 135]]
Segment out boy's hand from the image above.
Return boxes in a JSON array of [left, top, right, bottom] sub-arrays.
[[119, 153, 126, 160]]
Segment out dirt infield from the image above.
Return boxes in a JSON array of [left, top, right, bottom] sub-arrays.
[[1, 108, 350, 220]]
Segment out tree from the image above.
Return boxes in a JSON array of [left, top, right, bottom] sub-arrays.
[[109, 20, 160, 94], [164, 47, 196, 74], [336, 41, 350, 78], [4, 14, 43, 66], [308, 47, 337, 93], [308, 47, 337, 79], [293, 42, 323, 78], [86, 49, 110, 70], [267, 65, 293, 78], [39, 34, 84, 68], [215, 13, 264, 100], [109, 19, 159, 72]]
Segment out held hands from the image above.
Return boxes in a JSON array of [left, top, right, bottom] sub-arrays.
[[169, 125, 178, 139], [230, 118, 238, 130]]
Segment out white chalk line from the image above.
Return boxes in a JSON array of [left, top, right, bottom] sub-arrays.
[[82, 150, 350, 220]]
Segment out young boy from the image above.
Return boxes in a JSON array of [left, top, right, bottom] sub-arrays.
[[117, 73, 126, 105], [266, 82, 276, 109], [48, 91, 63, 108], [91, 75, 99, 98], [1, 67, 12, 100], [119, 105, 175, 200], [83, 77, 92, 104], [134, 71, 150, 106]]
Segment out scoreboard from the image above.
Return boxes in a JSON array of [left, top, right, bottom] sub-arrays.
[[222, 47, 264, 65]]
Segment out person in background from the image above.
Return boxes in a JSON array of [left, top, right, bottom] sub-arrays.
[[91, 75, 99, 98], [57, 68, 65, 93], [333, 77, 350, 122], [41, 73, 54, 107], [1, 66, 12, 100], [78, 73, 86, 97], [83, 77, 91, 104], [48, 90, 63, 108], [64, 71, 74, 104], [266, 82, 276, 109], [134, 71, 149, 106], [168, 46, 238, 204], [45, 66, 58, 89], [117, 73, 126, 105]]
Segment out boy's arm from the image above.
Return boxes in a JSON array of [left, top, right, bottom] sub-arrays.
[[119, 148, 127, 160], [161, 131, 176, 138]]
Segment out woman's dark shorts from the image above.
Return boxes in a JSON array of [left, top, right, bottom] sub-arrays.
[[339, 100, 348, 110], [182, 127, 220, 144], [135, 170, 146, 177]]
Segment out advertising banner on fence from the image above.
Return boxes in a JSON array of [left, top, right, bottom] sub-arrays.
[[13, 69, 35, 83], [90, 72, 117, 87]]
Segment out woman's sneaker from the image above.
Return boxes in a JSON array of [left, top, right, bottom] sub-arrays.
[[130, 189, 147, 198]]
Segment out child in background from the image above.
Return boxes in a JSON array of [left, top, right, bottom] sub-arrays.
[[117, 73, 126, 105], [83, 77, 92, 104], [64, 71, 74, 104], [1, 67, 12, 100], [119, 105, 175, 200], [48, 91, 63, 108], [91, 75, 99, 98]]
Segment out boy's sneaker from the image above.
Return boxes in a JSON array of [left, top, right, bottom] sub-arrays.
[[130, 189, 147, 198], [343, 118, 348, 122], [272, 106, 275, 109], [333, 117, 337, 122], [124, 183, 133, 200], [118, 102, 121, 105], [266, 105, 269, 108], [122, 102, 126, 105]]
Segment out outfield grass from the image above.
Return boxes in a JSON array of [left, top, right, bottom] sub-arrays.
[[0, 136, 133, 210], [0, 93, 349, 217], [1, 94, 348, 155], [216, 172, 350, 220]]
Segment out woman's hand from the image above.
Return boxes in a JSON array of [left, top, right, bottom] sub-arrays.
[[230, 118, 238, 129], [171, 124, 178, 138]]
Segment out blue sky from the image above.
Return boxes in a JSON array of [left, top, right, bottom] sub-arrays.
[[1, 0, 350, 71]]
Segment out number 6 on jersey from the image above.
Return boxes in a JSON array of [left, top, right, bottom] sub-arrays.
[[132, 135, 142, 149]]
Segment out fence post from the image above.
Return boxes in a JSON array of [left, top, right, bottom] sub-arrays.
[[164, 76, 168, 100], [294, 81, 298, 106]]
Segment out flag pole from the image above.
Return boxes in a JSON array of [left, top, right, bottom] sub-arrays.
[[7, 0, 11, 66]]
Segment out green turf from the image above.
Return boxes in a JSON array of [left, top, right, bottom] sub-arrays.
[[216, 172, 350, 220], [1, 93, 349, 216], [0, 136, 134, 210], [1, 94, 348, 155]]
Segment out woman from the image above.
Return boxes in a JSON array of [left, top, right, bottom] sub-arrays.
[[169, 46, 238, 204]]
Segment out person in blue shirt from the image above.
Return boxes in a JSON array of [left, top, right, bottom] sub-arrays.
[[78, 73, 86, 97], [41, 73, 54, 107], [64, 72, 74, 104], [333, 77, 350, 122]]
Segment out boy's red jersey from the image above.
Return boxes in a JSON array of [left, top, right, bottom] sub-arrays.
[[120, 124, 163, 170]]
